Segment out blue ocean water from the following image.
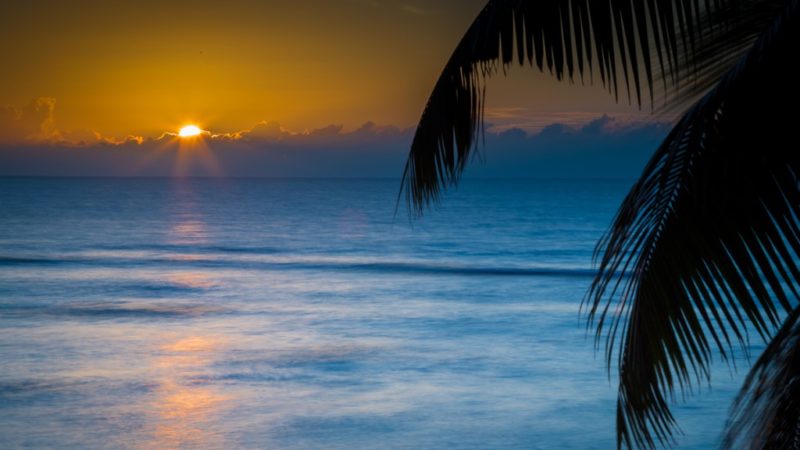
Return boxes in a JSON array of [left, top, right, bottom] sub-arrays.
[[0, 178, 753, 449]]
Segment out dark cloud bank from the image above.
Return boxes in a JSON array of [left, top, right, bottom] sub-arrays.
[[0, 116, 669, 179]]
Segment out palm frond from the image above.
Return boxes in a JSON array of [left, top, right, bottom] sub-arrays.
[[723, 305, 800, 449], [586, 2, 800, 447], [401, 0, 781, 213]]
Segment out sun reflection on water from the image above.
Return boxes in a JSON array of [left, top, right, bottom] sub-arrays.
[[167, 180, 210, 247], [166, 272, 219, 290], [144, 335, 229, 450], [169, 220, 208, 246]]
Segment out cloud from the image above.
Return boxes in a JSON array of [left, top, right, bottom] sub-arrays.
[[0, 97, 57, 143], [483, 107, 670, 134], [308, 124, 344, 138], [0, 98, 147, 147], [204, 120, 410, 148], [239, 121, 292, 141], [0, 98, 670, 179], [0, 98, 412, 150], [0, 113, 670, 179], [463, 115, 671, 179]]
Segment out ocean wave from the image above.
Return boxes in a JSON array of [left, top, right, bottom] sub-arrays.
[[0, 378, 155, 398], [118, 282, 211, 294], [190, 372, 313, 384], [0, 256, 66, 265], [0, 379, 92, 396], [0, 302, 224, 319], [285, 261, 601, 278], [0, 253, 608, 278], [0, 254, 606, 279], [91, 243, 283, 254]]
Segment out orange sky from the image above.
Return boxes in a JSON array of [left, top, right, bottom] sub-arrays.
[[0, 0, 647, 144]]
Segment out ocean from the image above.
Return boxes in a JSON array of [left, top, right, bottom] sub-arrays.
[[0, 178, 753, 449]]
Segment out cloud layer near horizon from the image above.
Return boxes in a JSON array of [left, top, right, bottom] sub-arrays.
[[0, 113, 669, 179], [0, 97, 669, 178]]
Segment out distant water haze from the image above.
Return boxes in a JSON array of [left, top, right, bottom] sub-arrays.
[[0, 178, 755, 448]]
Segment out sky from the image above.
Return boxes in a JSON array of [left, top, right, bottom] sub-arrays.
[[0, 0, 665, 177]]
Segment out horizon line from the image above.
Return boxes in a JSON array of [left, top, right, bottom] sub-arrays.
[[0, 175, 639, 181]]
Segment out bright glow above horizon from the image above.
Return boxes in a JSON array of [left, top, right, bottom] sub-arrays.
[[179, 125, 202, 137]]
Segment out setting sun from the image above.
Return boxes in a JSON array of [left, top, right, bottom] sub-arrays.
[[178, 125, 202, 137]]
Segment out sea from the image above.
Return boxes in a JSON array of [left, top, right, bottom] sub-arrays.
[[0, 178, 756, 449]]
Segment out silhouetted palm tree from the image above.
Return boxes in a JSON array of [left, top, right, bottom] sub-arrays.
[[399, 1, 800, 448]]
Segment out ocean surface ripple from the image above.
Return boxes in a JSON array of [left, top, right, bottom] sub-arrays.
[[0, 178, 751, 449]]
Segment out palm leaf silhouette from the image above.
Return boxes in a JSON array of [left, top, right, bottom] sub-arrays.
[[723, 305, 800, 448], [588, 3, 800, 446], [401, 0, 781, 213], [400, 0, 800, 448]]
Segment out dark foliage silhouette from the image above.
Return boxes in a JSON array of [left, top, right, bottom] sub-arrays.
[[724, 305, 800, 448], [400, 0, 800, 448]]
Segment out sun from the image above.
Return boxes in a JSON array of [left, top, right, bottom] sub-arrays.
[[179, 125, 203, 137]]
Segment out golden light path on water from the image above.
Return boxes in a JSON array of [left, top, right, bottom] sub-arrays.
[[147, 188, 229, 449], [0, 178, 751, 448], [148, 335, 229, 449]]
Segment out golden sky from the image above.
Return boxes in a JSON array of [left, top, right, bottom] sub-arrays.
[[0, 0, 646, 144]]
